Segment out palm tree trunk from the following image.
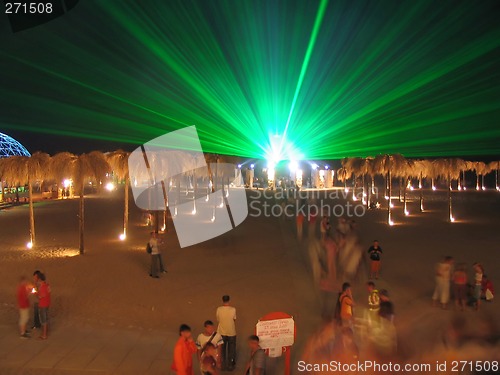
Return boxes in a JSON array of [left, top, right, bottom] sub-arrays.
[[419, 172, 424, 212], [482, 174, 485, 190], [387, 171, 392, 224], [403, 177, 408, 215], [448, 173, 452, 222], [79, 181, 85, 255], [399, 177, 403, 202], [351, 173, 356, 200], [28, 176, 35, 246], [124, 177, 129, 237]]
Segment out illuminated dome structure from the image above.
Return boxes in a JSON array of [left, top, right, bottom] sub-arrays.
[[0, 132, 30, 157]]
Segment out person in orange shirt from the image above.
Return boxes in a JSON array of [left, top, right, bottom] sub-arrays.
[[172, 324, 197, 375], [339, 282, 355, 328]]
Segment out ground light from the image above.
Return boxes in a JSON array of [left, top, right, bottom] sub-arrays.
[[105, 182, 115, 191], [119, 233, 126, 241], [26, 241, 33, 249]]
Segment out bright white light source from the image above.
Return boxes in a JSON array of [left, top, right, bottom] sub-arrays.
[[63, 179, 71, 188], [325, 165, 329, 170], [389, 220, 394, 226], [482, 186, 486, 191], [390, 203, 394, 208], [26, 241, 33, 249], [312, 163, 319, 170], [237, 164, 242, 169], [105, 182, 115, 191], [345, 188, 349, 193], [289, 160, 298, 172], [432, 186, 436, 191], [250, 164, 255, 169], [410, 186, 414, 191], [404, 210, 409, 216], [119, 233, 126, 241], [458, 186, 462, 191], [450, 216, 455, 222]]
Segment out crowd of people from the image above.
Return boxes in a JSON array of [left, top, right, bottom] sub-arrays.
[[170, 295, 267, 375], [432, 257, 494, 311]]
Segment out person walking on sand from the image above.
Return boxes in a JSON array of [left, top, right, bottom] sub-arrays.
[[171, 324, 197, 375], [216, 295, 236, 371], [244, 335, 266, 375], [452, 263, 467, 311], [368, 240, 383, 279], [473, 263, 484, 311], [17, 276, 31, 338], [432, 256, 454, 309], [35, 273, 50, 340], [149, 232, 166, 278]]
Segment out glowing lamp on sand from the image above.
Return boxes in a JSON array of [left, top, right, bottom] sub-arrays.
[[26, 241, 33, 249], [105, 182, 115, 191], [63, 179, 71, 188], [432, 186, 437, 191], [404, 210, 409, 216], [450, 215, 456, 222], [119, 233, 126, 241]]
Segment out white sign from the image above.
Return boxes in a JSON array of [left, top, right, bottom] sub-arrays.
[[256, 318, 295, 350]]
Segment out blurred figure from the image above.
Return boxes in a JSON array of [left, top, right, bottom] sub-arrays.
[[378, 289, 394, 323], [200, 343, 218, 375], [366, 281, 380, 326], [481, 274, 494, 301], [244, 335, 266, 375], [452, 263, 467, 311], [17, 276, 31, 338], [320, 209, 331, 242], [171, 324, 197, 375], [339, 282, 355, 328], [432, 256, 454, 309], [149, 232, 166, 278], [319, 235, 339, 321], [333, 327, 359, 364], [296, 210, 305, 242], [472, 263, 484, 311]]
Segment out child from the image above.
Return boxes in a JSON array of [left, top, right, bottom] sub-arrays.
[[472, 263, 484, 311], [481, 274, 494, 301]]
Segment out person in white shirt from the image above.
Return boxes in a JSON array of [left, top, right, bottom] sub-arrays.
[[216, 295, 236, 371], [149, 232, 166, 278], [196, 320, 223, 369]]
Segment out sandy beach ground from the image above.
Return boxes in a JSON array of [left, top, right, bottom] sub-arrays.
[[0, 185, 499, 374]]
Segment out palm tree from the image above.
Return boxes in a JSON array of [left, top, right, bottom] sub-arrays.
[[432, 158, 463, 222], [0, 152, 50, 247], [107, 150, 130, 239], [51, 152, 109, 254], [488, 161, 500, 191], [471, 161, 487, 190], [413, 159, 431, 212]]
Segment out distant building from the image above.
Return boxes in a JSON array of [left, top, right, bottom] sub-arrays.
[[0, 132, 30, 158]]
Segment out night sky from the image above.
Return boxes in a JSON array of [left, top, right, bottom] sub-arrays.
[[1, 0, 499, 159]]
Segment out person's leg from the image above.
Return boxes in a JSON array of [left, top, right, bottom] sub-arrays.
[[151, 255, 159, 277], [19, 308, 29, 335], [33, 302, 41, 329], [220, 335, 229, 370], [158, 254, 167, 273], [432, 278, 441, 306], [228, 335, 236, 370], [441, 280, 450, 308], [39, 308, 48, 339]]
